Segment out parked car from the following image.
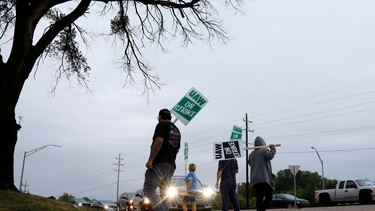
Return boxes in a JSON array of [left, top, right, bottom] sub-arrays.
[[68, 197, 91, 207], [118, 192, 136, 211], [133, 189, 152, 211], [91, 199, 117, 210], [269, 194, 310, 208], [167, 175, 213, 211]]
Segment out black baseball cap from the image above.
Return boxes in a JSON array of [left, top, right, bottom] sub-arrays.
[[159, 108, 172, 120]]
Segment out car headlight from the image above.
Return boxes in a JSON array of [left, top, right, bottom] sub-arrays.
[[202, 187, 214, 198], [129, 199, 133, 203], [144, 197, 150, 204], [167, 186, 178, 198], [104, 205, 109, 209], [78, 203, 82, 206]]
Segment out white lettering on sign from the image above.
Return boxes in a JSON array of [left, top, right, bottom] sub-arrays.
[[173, 105, 197, 118], [189, 89, 207, 106], [229, 141, 241, 157], [184, 101, 195, 109], [215, 144, 222, 159], [224, 147, 232, 154]]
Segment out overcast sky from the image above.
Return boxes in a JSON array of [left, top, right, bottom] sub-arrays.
[[8, 0, 375, 202]]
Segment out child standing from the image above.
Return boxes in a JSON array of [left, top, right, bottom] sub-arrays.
[[181, 163, 198, 211]]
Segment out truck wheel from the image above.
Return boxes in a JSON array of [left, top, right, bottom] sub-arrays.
[[319, 194, 331, 207], [359, 192, 372, 204]]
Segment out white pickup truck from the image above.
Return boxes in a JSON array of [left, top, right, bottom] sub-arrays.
[[314, 179, 375, 206]]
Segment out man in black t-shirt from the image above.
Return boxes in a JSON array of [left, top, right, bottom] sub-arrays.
[[215, 159, 240, 211], [143, 108, 181, 211]]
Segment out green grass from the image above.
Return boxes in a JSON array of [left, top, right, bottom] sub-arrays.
[[0, 190, 96, 211]]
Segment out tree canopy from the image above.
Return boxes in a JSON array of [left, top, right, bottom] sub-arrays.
[[1, 0, 233, 93]]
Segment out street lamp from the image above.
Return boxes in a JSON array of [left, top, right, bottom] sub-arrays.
[[311, 146, 325, 189], [19, 144, 62, 192]]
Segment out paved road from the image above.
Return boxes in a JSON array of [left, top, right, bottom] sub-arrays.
[[239, 204, 375, 210]]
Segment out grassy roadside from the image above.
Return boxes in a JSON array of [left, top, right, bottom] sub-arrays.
[[0, 190, 95, 211]]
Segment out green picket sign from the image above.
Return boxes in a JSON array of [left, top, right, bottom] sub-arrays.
[[230, 125, 243, 141], [171, 87, 208, 126]]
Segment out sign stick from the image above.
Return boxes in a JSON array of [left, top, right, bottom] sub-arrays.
[[173, 118, 179, 124], [244, 144, 281, 150]]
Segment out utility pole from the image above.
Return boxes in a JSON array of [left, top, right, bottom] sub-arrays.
[[243, 113, 254, 209], [114, 153, 124, 211], [22, 179, 29, 193]]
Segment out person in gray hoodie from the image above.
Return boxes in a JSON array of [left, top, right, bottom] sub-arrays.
[[248, 136, 276, 211]]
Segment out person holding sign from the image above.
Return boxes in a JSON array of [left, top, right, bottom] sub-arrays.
[[248, 136, 276, 211], [215, 159, 240, 211], [181, 163, 198, 211], [143, 109, 181, 211]]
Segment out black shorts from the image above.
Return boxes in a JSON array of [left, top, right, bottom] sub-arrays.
[[183, 192, 196, 202]]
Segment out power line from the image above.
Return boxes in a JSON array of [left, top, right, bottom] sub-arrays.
[[254, 100, 375, 127], [278, 147, 375, 154], [251, 88, 375, 118], [72, 182, 116, 195], [266, 125, 375, 141]]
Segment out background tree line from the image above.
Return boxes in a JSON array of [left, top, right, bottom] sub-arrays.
[[213, 169, 338, 209]]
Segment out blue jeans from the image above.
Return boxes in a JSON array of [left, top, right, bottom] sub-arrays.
[[220, 185, 240, 211], [143, 162, 175, 211]]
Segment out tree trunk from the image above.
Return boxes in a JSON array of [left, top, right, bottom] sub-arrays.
[[0, 62, 25, 191], [0, 110, 20, 191]]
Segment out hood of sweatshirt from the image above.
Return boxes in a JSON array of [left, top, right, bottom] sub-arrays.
[[254, 136, 266, 147]]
